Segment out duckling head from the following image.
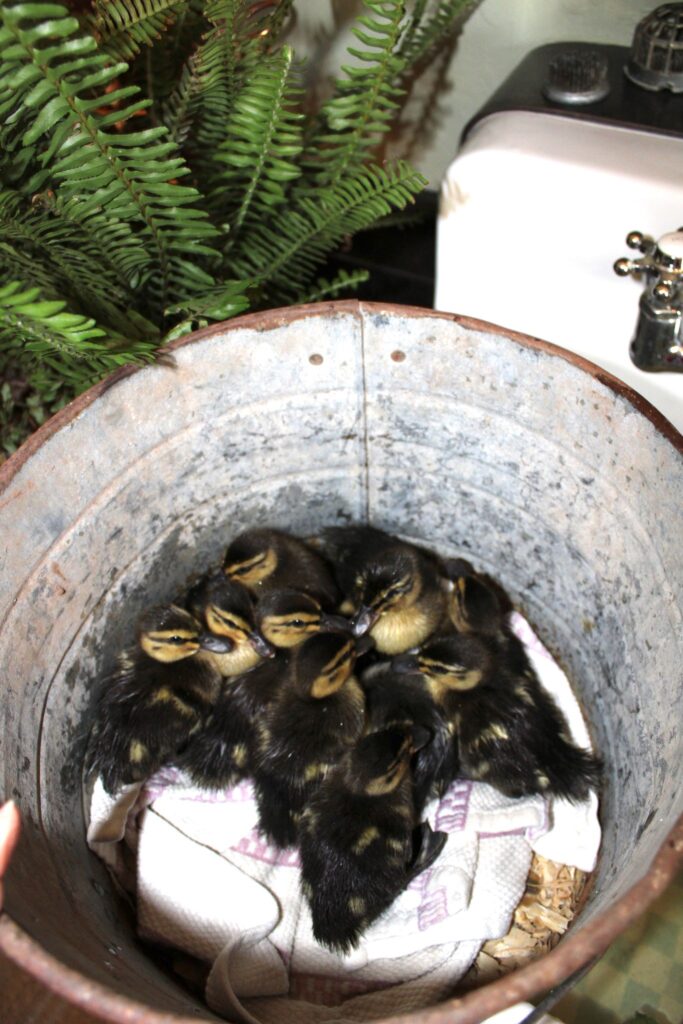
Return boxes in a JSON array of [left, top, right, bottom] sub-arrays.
[[448, 569, 506, 635], [223, 528, 279, 590], [344, 725, 430, 796], [188, 573, 275, 661], [394, 634, 493, 694], [257, 588, 352, 649], [292, 632, 360, 699], [351, 550, 420, 637], [137, 605, 233, 663]]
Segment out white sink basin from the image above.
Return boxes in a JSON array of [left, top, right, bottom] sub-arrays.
[[435, 110, 683, 434]]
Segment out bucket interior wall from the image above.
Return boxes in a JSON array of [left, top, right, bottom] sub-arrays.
[[1, 303, 681, 1020]]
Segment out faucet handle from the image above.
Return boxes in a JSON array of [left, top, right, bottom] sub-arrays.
[[614, 228, 683, 373], [614, 229, 657, 277], [651, 229, 683, 274], [614, 229, 683, 279], [626, 230, 655, 253]]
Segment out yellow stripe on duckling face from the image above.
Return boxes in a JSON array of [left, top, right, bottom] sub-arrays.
[[260, 612, 321, 647], [419, 656, 483, 696], [205, 605, 252, 640], [140, 630, 200, 662], [225, 548, 277, 587], [310, 640, 355, 697]]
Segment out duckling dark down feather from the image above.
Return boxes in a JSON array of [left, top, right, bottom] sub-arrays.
[[86, 606, 227, 794], [224, 528, 340, 609], [361, 662, 459, 815], [403, 630, 601, 803], [321, 525, 449, 655], [251, 632, 367, 848], [298, 726, 447, 953]]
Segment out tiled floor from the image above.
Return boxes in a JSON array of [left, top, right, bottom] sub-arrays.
[[553, 871, 683, 1024]]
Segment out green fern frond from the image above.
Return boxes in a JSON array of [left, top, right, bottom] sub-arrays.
[[0, 279, 158, 389], [92, 0, 185, 62], [189, 0, 295, 189], [0, 2, 219, 311], [161, 52, 199, 144], [190, 0, 254, 151], [296, 268, 370, 305], [302, 0, 408, 188], [229, 161, 426, 299], [398, 0, 477, 70], [211, 45, 304, 236], [163, 278, 251, 339]]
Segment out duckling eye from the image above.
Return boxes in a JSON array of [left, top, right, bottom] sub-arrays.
[[169, 635, 187, 644], [216, 614, 239, 629], [291, 619, 304, 628]]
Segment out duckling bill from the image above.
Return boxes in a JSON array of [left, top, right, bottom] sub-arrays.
[[185, 572, 274, 675], [322, 525, 449, 655], [256, 588, 352, 649], [299, 725, 447, 953], [86, 605, 232, 794]]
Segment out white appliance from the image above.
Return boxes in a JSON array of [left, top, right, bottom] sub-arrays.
[[435, 38, 683, 434]]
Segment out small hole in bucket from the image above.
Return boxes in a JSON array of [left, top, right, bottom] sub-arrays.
[[391, 350, 406, 362], [309, 353, 323, 365]]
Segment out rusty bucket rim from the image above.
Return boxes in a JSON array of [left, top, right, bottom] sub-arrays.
[[0, 301, 680, 499], [1, 301, 682, 1022]]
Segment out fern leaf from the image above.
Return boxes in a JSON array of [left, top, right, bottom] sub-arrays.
[[228, 161, 426, 299], [210, 45, 304, 237], [163, 278, 250, 339], [398, 0, 477, 70], [302, 0, 408, 188], [295, 268, 370, 305], [0, 279, 158, 389], [0, 2, 219, 311], [92, 0, 185, 62], [189, 0, 294, 189]]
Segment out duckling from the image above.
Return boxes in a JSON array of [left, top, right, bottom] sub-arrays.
[[186, 572, 275, 676], [252, 632, 368, 847], [361, 663, 458, 814], [86, 605, 233, 794], [298, 725, 447, 953], [223, 528, 340, 609], [175, 653, 286, 789], [395, 631, 601, 803], [321, 525, 449, 655], [256, 587, 352, 649]]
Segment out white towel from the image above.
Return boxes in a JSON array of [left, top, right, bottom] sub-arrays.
[[87, 615, 601, 1024]]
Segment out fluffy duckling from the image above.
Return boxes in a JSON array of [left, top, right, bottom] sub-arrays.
[[86, 605, 232, 794], [321, 525, 449, 655], [361, 663, 458, 814], [175, 653, 286, 790], [299, 726, 447, 953], [252, 632, 368, 847], [186, 572, 275, 676], [223, 527, 340, 609], [396, 631, 601, 802], [256, 588, 351, 650]]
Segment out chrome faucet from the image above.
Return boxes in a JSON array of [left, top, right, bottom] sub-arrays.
[[614, 229, 683, 373]]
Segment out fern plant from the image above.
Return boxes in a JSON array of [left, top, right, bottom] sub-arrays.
[[0, 0, 475, 454]]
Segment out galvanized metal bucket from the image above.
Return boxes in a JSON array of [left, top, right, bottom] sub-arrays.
[[1, 302, 682, 1024]]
